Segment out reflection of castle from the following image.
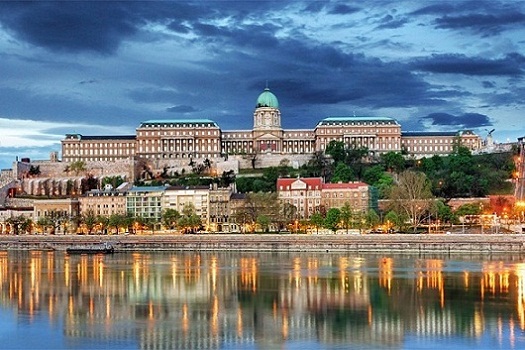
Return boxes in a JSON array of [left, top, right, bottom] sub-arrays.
[[61, 87, 482, 171], [0, 251, 523, 349]]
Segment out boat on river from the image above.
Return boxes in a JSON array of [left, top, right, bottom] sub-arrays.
[[66, 242, 114, 254]]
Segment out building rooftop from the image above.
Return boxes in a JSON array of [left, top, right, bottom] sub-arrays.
[[64, 134, 135, 140], [128, 186, 167, 193], [401, 131, 458, 137], [277, 177, 323, 190], [139, 119, 219, 128], [317, 116, 398, 126], [323, 182, 368, 190]]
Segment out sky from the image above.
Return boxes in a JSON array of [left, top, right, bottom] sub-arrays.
[[0, 0, 524, 169]]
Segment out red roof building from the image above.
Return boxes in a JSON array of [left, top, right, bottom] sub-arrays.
[[277, 177, 323, 219], [277, 177, 371, 218]]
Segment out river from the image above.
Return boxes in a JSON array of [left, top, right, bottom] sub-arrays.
[[0, 250, 523, 349]]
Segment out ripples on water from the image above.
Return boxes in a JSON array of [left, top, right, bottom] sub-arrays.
[[0, 251, 524, 349]]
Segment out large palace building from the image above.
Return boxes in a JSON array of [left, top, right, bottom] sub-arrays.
[[61, 87, 482, 167]]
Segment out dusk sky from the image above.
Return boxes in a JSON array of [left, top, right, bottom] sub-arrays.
[[0, 1, 524, 169]]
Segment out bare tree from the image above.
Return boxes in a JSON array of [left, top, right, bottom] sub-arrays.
[[388, 170, 435, 233]]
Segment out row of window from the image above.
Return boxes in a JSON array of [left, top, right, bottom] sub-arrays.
[[63, 156, 127, 162], [140, 138, 218, 145], [321, 121, 397, 126], [405, 145, 452, 152], [68, 149, 133, 156], [140, 146, 220, 153], [223, 133, 251, 139], [318, 127, 398, 134], [283, 133, 314, 137], [280, 191, 366, 198], [138, 129, 219, 137], [140, 123, 216, 128], [404, 138, 454, 144], [63, 142, 135, 149], [141, 153, 217, 159]]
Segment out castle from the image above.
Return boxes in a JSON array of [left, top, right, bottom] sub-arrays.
[[61, 87, 482, 175]]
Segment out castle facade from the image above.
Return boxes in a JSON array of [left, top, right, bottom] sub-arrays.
[[61, 87, 482, 166]]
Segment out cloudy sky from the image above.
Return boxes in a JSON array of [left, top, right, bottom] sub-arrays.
[[0, 0, 524, 169]]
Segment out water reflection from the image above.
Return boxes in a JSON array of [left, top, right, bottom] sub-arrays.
[[0, 251, 524, 349]]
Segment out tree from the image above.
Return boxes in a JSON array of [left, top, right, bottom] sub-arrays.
[[384, 210, 410, 233], [141, 217, 159, 234], [435, 200, 455, 227], [81, 210, 98, 234], [325, 140, 347, 164], [218, 170, 236, 187], [363, 165, 384, 184], [380, 151, 405, 173], [256, 215, 271, 232], [454, 202, 483, 217], [39, 210, 69, 234], [68, 160, 87, 176], [365, 210, 380, 231], [162, 208, 181, 230], [306, 151, 332, 182], [203, 158, 212, 171], [96, 215, 109, 234], [108, 213, 127, 234], [102, 176, 125, 190], [388, 170, 435, 233], [309, 213, 324, 234], [324, 208, 341, 233], [178, 203, 202, 233], [28, 165, 41, 176], [36, 216, 51, 234], [331, 163, 355, 183], [277, 202, 297, 232], [81, 174, 99, 194], [6, 215, 31, 235], [236, 177, 255, 193], [235, 192, 279, 231], [339, 202, 353, 234]]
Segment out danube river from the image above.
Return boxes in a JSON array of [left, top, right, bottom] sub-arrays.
[[0, 250, 524, 349]]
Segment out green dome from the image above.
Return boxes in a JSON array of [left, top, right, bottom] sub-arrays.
[[256, 88, 279, 108]]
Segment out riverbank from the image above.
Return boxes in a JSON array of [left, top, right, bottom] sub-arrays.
[[1, 233, 525, 253]]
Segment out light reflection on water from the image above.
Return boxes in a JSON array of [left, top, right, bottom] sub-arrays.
[[0, 251, 524, 349]]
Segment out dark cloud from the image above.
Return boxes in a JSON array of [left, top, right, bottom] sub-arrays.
[[0, 0, 521, 145], [192, 34, 455, 113], [411, 2, 525, 36], [327, 4, 360, 15], [435, 12, 525, 36], [0, 2, 203, 54], [167, 22, 191, 34], [482, 81, 495, 88], [411, 54, 524, 76], [166, 105, 198, 113], [303, 2, 326, 13], [79, 79, 97, 85], [411, 3, 457, 15], [0, 2, 135, 53], [423, 112, 492, 128], [376, 15, 408, 29], [482, 86, 525, 107]]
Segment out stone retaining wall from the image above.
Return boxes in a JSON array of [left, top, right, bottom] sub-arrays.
[[1, 234, 525, 253]]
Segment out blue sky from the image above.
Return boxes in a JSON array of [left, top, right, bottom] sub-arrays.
[[0, 1, 524, 169]]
